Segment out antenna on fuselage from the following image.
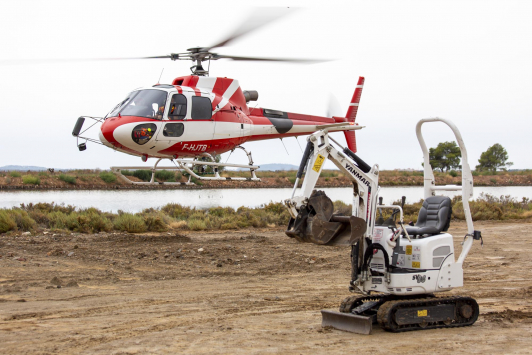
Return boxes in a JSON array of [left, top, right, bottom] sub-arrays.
[[295, 136, 303, 153], [280, 138, 289, 155], [157, 68, 164, 84]]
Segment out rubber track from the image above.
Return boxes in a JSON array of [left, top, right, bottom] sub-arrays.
[[377, 296, 479, 332], [339, 294, 435, 314], [339, 295, 384, 313]]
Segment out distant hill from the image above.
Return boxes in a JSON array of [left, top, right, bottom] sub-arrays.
[[0, 165, 48, 171]]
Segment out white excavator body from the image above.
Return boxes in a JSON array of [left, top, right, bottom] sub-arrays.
[[284, 118, 482, 334]]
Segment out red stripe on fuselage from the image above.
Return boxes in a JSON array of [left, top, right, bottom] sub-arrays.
[[211, 78, 225, 110]]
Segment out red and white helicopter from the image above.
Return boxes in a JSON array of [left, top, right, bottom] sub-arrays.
[[72, 10, 365, 185]]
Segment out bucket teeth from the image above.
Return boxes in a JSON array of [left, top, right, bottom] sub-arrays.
[[285, 190, 366, 246]]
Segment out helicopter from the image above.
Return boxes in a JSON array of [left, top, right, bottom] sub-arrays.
[[71, 9, 365, 185]]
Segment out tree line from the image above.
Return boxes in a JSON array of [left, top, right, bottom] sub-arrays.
[[428, 142, 513, 173]]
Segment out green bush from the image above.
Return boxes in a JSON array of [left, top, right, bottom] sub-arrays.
[[9, 171, 21, 177], [7, 209, 36, 231], [0, 210, 17, 233], [208, 206, 235, 218], [155, 170, 175, 182], [187, 218, 207, 231], [449, 170, 458, 177], [28, 210, 49, 225], [44, 209, 111, 233], [132, 170, 152, 182], [22, 175, 40, 185], [47, 211, 69, 230], [121, 170, 133, 176], [472, 170, 479, 176], [79, 209, 113, 232], [161, 203, 195, 220], [264, 202, 286, 215], [190, 176, 202, 185], [142, 211, 168, 232], [113, 213, 147, 233], [38, 171, 48, 177], [21, 202, 76, 214], [99, 171, 117, 183], [59, 174, 76, 184]]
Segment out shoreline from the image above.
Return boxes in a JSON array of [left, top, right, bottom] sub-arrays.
[[2, 170, 531, 191], [1, 182, 532, 191]]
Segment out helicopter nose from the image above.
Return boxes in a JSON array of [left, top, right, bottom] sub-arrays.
[[99, 128, 111, 147], [100, 118, 120, 147]]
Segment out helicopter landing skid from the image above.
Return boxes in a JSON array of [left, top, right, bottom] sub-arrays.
[[111, 153, 260, 186]]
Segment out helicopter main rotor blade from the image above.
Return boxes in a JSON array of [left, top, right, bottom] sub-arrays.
[[0, 55, 173, 66], [214, 54, 330, 63], [207, 7, 298, 50]]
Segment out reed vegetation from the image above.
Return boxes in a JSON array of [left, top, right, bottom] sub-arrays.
[[0, 194, 530, 235]]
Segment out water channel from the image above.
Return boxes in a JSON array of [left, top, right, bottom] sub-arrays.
[[1, 186, 531, 213]]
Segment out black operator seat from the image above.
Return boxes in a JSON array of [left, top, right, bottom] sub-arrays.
[[406, 196, 452, 237]]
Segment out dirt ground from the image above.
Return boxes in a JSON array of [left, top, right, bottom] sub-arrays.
[[1, 221, 531, 354]]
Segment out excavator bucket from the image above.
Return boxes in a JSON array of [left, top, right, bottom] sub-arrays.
[[285, 190, 366, 246], [321, 310, 373, 334]]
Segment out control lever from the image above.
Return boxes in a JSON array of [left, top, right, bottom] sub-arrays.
[[376, 197, 384, 226]]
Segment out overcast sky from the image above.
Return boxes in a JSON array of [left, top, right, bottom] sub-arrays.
[[1, 0, 530, 171]]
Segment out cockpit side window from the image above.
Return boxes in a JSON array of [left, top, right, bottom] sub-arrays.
[[168, 94, 187, 120], [191, 96, 212, 120], [114, 90, 168, 120]]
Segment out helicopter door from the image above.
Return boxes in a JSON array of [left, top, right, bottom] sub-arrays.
[[156, 93, 188, 143], [189, 96, 215, 143], [156, 94, 215, 149]]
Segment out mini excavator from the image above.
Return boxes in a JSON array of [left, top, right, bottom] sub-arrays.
[[284, 117, 483, 334]]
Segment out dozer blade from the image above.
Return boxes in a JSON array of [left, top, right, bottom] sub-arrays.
[[321, 310, 373, 335]]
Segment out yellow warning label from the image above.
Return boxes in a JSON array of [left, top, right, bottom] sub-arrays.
[[406, 245, 412, 255], [312, 154, 325, 172], [412, 261, 420, 268], [417, 310, 428, 317]]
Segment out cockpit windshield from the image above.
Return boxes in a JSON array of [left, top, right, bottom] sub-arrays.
[[106, 89, 168, 120]]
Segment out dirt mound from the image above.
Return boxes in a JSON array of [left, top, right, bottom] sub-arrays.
[[484, 309, 532, 323]]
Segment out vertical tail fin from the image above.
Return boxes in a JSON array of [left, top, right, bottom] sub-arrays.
[[344, 76, 365, 152]]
